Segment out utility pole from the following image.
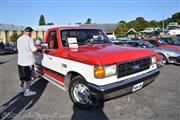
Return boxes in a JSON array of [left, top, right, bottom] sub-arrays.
[[162, 19, 165, 37], [121, 25, 122, 36], [120, 23, 122, 36]]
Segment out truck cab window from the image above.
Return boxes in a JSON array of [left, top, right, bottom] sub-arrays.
[[60, 29, 111, 47], [61, 31, 68, 47], [48, 31, 58, 49]]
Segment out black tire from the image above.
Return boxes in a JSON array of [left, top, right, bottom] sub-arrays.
[[161, 54, 168, 64], [69, 75, 97, 109]]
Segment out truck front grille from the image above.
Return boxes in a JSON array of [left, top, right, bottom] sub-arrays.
[[117, 57, 151, 78]]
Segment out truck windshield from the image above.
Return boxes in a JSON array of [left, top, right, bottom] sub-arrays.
[[173, 39, 180, 45], [158, 39, 167, 45], [60, 29, 112, 47]]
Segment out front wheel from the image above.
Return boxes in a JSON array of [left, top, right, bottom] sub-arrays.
[[69, 75, 97, 109]]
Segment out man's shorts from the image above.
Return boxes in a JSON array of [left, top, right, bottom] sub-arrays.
[[18, 65, 33, 82]]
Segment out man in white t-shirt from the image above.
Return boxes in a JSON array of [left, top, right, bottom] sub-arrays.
[[17, 27, 37, 96]]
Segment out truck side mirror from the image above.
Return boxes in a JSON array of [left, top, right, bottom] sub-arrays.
[[37, 43, 48, 52], [40, 43, 48, 49]]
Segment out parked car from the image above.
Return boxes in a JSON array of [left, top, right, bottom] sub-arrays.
[[145, 39, 180, 50], [176, 34, 180, 41], [158, 38, 180, 46], [0, 42, 4, 55], [34, 38, 43, 50], [3, 44, 15, 54], [111, 38, 129, 45], [113, 40, 180, 64], [34, 26, 160, 109]]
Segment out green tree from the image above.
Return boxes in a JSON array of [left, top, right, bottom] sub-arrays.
[[85, 18, 92, 24], [148, 20, 158, 27], [115, 23, 128, 37], [115, 12, 180, 37], [119, 20, 126, 24], [9, 32, 21, 43], [157, 21, 164, 28], [171, 12, 180, 24], [39, 15, 46, 25], [126, 17, 148, 31], [126, 20, 138, 31], [135, 17, 148, 30], [164, 18, 171, 27]]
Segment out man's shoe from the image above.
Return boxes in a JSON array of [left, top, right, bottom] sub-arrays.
[[24, 90, 36, 96], [17, 88, 26, 93]]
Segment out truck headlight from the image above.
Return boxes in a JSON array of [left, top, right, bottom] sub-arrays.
[[105, 65, 117, 77], [151, 56, 157, 65], [94, 65, 117, 78]]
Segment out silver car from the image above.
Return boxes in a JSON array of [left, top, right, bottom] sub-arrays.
[[112, 40, 180, 64]]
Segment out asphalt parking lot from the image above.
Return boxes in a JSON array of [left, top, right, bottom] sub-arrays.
[[0, 54, 180, 120]]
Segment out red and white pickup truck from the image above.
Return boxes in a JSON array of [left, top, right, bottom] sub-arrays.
[[35, 26, 160, 109]]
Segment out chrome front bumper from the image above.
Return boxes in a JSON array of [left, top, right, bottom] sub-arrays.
[[88, 69, 160, 101]]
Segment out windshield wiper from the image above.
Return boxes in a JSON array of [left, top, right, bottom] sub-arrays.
[[78, 39, 111, 46], [77, 43, 91, 45]]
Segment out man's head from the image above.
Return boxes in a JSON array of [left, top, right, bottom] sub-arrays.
[[24, 27, 33, 36]]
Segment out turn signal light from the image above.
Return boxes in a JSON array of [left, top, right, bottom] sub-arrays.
[[94, 67, 105, 78]]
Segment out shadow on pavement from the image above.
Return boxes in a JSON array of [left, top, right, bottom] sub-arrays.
[[1, 53, 17, 56], [174, 63, 180, 66], [71, 102, 108, 120], [0, 60, 10, 65], [0, 79, 48, 120]]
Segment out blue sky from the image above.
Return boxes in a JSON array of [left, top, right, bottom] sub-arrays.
[[1, 0, 179, 26]]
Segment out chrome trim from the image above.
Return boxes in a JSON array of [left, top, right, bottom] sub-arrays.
[[88, 68, 159, 92], [35, 70, 66, 91]]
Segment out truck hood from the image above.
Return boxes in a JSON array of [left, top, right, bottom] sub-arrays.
[[59, 44, 156, 65]]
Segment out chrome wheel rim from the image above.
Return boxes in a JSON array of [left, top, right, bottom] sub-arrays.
[[73, 83, 91, 104]]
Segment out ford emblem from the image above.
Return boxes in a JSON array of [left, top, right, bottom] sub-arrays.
[[133, 64, 140, 70]]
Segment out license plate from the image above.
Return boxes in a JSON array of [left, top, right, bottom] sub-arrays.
[[132, 82, 143, 92]]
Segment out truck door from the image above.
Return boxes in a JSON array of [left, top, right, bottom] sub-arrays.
[[43, 31, 61, 71], [36, 31, 64, 82]]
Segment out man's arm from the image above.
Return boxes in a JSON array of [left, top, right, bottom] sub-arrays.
[[29, 38, 37, 53]]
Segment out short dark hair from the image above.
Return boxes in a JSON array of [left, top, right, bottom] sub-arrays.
[[25, 27, 33, 32]]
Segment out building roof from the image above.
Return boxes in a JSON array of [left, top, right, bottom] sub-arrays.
[[0, 23, 25, 31], [31, 25, 60, 31], [0, 23, 58, 31], [80, 24, 118, 33], [0, 23, 118, 33]]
